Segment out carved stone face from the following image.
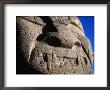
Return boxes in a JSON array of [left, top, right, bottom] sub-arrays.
[[16, 16, 94, 74]]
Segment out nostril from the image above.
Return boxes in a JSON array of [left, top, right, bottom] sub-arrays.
[[44, 36, 61, 47]]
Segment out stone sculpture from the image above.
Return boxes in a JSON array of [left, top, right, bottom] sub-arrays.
[[16, 16, 94, 74]]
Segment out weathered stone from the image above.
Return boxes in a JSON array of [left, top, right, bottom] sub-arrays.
[[16, 16, 94, 74], [16, 16, 45, 62]]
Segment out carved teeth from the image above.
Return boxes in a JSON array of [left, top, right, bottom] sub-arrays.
[[47, 62, 51, 72], [52, 51, 60, 65], [59, 58, 64, 66], [55, 61, 60, 65], [52, 51, 57, 59], [39, 53, 43, 57]]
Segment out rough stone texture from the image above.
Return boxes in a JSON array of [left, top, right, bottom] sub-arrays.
[[16, 16, 94, 74], [16, 16, 45, 62]]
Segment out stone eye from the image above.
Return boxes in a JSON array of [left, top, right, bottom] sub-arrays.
[[44, 36, 61, 47]]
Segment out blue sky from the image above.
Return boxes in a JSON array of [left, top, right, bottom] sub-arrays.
[[78, 16, 94, 72], [78, 16, 94, 51]]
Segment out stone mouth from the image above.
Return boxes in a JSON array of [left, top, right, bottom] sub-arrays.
[[29, 41, 81, 74]]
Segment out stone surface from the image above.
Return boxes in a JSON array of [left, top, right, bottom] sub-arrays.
[[16, 16, 94, 74]]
